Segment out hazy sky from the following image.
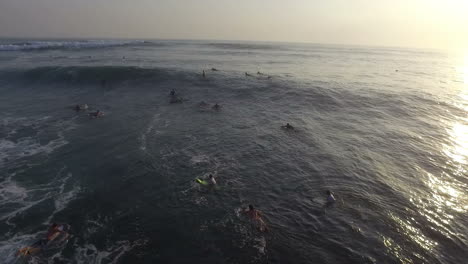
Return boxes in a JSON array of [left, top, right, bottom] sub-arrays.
[[0, 0, 467, 50]]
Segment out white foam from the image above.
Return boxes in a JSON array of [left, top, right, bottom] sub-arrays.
[[0, 233, 40, 264], [72, 239, 147, 264], [140, 113, 162, 152], [253, 236, 267, 255], [190, 154, 210, 164], [0, 137, 68, 168], [0, 170, 81, 263], [0, 116, 77, 168], [0, 179, 27, 202], [0, 40, 146, 51], [0, 175, 79, 223], [44, 173, 81, 224]]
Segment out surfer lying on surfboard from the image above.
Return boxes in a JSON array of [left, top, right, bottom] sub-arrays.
[[281, 123, 294, 130], [89, 110, 104, 118], [16, 223, 70, 257]]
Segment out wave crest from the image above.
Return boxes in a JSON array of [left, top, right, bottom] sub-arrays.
[[0, 40, 149, 51], [0, 66, 175, 84]]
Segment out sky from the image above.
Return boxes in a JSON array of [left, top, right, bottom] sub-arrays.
[[0, 0, 467, 51]]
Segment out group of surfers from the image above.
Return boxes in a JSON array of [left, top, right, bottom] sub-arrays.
[[170, 89, 221, 110], [202, 68, 272, 79], [38, 73, 329, 258], [196, 174, 337, 233]]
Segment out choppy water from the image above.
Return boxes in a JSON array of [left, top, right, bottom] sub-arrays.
[[0, 39, 467, 264]]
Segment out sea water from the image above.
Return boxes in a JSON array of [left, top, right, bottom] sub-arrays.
[[0, 39, 466, 263]]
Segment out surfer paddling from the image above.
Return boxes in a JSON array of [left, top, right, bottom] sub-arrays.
[[243, 204, 268, 232], [16, 223, 70, 257]]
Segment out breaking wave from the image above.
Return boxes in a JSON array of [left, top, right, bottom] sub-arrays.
[[0, 40, 150, 52]]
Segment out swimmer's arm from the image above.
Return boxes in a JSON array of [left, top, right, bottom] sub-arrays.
[[257, 210, 263, 217]]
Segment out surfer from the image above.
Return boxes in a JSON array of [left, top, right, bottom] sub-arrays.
[[212, 103, 221, 110], [170, 89, 176, 96], [282, 123, 294, 129], [208, 174, 217, 186], [89, 110, 103, 118], [16, 239, 47, 256], [257, 71, 263, 75], [243, 205, 268, 232], [245, 72, 252, 77], [74, 104, 88, 111], [211, 68, 218, 71], [198, 101, 209, 107], [16, 223, 69, 257], [326, 190, 336, 203], [170, 97, 183, 104], [46, 223, 68, 241], [202, 70, 206, 78], [196, 174, 217, 187]]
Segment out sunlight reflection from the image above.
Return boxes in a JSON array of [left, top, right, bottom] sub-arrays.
[[444, 122, 468, 165], [425, 172, 466, 213], [388, 212, 437, 252], [381, 235, 412, 264], [464, 55, 467, 84]]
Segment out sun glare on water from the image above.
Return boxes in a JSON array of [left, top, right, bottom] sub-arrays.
[[461, 54, 468, 85]]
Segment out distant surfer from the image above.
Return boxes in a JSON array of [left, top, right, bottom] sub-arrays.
[[89, 110, 104, 118], [245, 72, 252, 77], [170, 89, 176, 96], [196, 174, 217, 187], [257, 71, 264, 75], [281, 123, 294, 130], [243, 205, 268, 232], [211, 68, 218, 71], [202, 70, 206, 78], [326, 190, 336, 204], [198, 101, 209, 107], [212, 103, 221, 110], [74, 104, 88, 111], [170, 97, 183, 104]]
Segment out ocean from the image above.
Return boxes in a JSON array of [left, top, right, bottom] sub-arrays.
[[0, 39, 466, 264]]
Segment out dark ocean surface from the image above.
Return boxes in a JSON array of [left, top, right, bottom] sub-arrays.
[[0, 39, 466, 264]]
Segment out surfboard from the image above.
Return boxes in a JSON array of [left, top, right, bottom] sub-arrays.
[[196, 178, 209, 185], [17, 246, 41, 257]]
